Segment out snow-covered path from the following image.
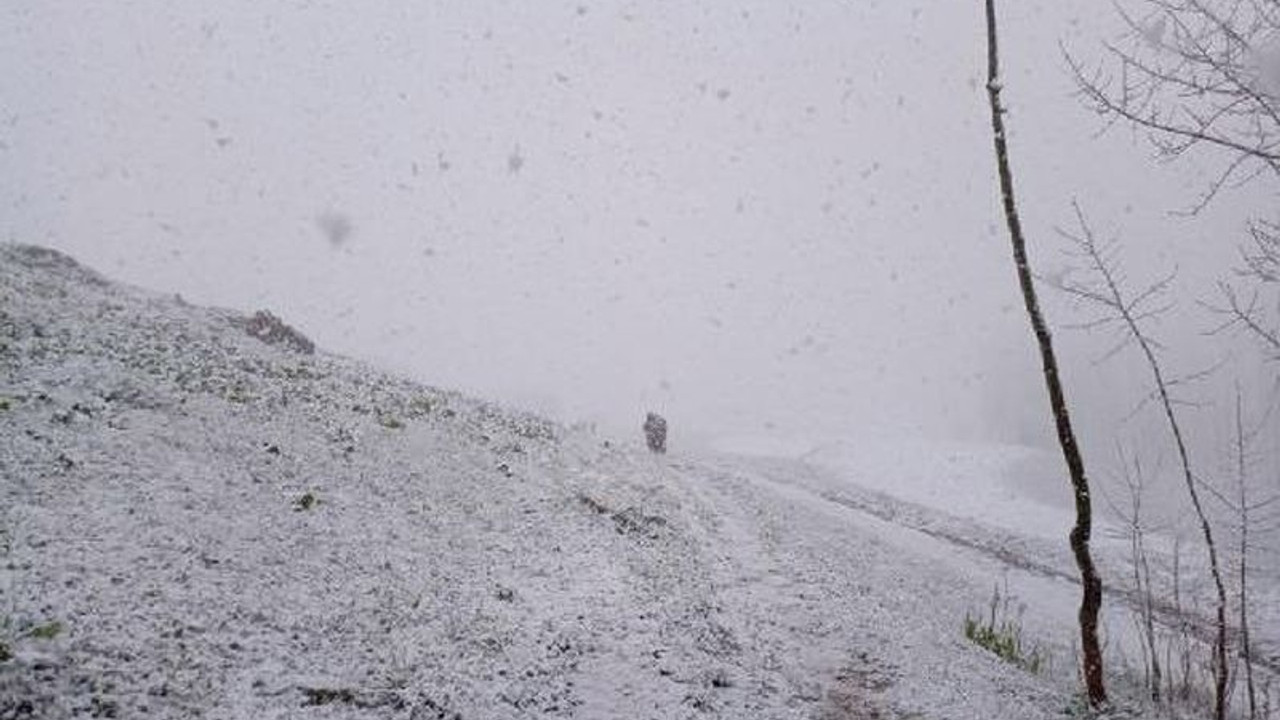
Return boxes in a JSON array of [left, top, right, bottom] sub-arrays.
[[660, 453, 1069, 719]]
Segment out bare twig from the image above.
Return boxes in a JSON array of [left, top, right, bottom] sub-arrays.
[[1057, 205, 1232, 720], [1068, 0, 1280, 362]]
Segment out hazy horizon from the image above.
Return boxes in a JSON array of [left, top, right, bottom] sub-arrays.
[[3, 0, 1272, 455]]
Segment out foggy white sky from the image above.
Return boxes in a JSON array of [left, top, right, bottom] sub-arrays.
[[1, 0, 1268, 448]]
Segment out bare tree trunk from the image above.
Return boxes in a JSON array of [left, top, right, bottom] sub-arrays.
[[1237, 390, 1258, 719], [1159, 336, 1230, 720], [982, 0, 1107, 707]]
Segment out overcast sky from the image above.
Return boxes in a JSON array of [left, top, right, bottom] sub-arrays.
[[2, 0, 1270, 451]]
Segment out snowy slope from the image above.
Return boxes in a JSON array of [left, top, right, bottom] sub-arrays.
[[2, 243, 1098, 719], [713, 429, 1280, 718]]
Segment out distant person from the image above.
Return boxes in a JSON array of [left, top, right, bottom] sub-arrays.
[[643, 412, 668, 454]]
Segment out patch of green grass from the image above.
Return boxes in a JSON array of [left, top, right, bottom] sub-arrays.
[[226, 386, 253, 404], [90, 696, 119, 717], [27, 621, 63, 640], [1061, 695, 1093, 717], [963, 583, 1045, 675], [0, 639, 11, 662], [377, 413, 404, 429], [293, 491, 318, 512], [408, 396, 433, 418], [280, 364, 318, 381]]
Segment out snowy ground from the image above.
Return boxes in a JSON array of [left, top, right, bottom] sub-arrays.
[[713, 431, 1280, 713], [0, 243, 1273, 719]]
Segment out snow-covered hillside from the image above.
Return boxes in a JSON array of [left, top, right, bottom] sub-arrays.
[[5, 243, 1253, 719]]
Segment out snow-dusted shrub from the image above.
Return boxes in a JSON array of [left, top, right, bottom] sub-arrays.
[[239, 309, 315, 355], [293, 491, 318, 511], [643, 412, 667, 453]]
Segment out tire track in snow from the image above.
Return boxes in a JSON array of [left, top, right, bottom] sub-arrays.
[[664, 457, 946, 720], [724, 454, 1280, 678]]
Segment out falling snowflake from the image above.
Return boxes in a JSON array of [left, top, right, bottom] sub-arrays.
[[316, 211, 353, 247]]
